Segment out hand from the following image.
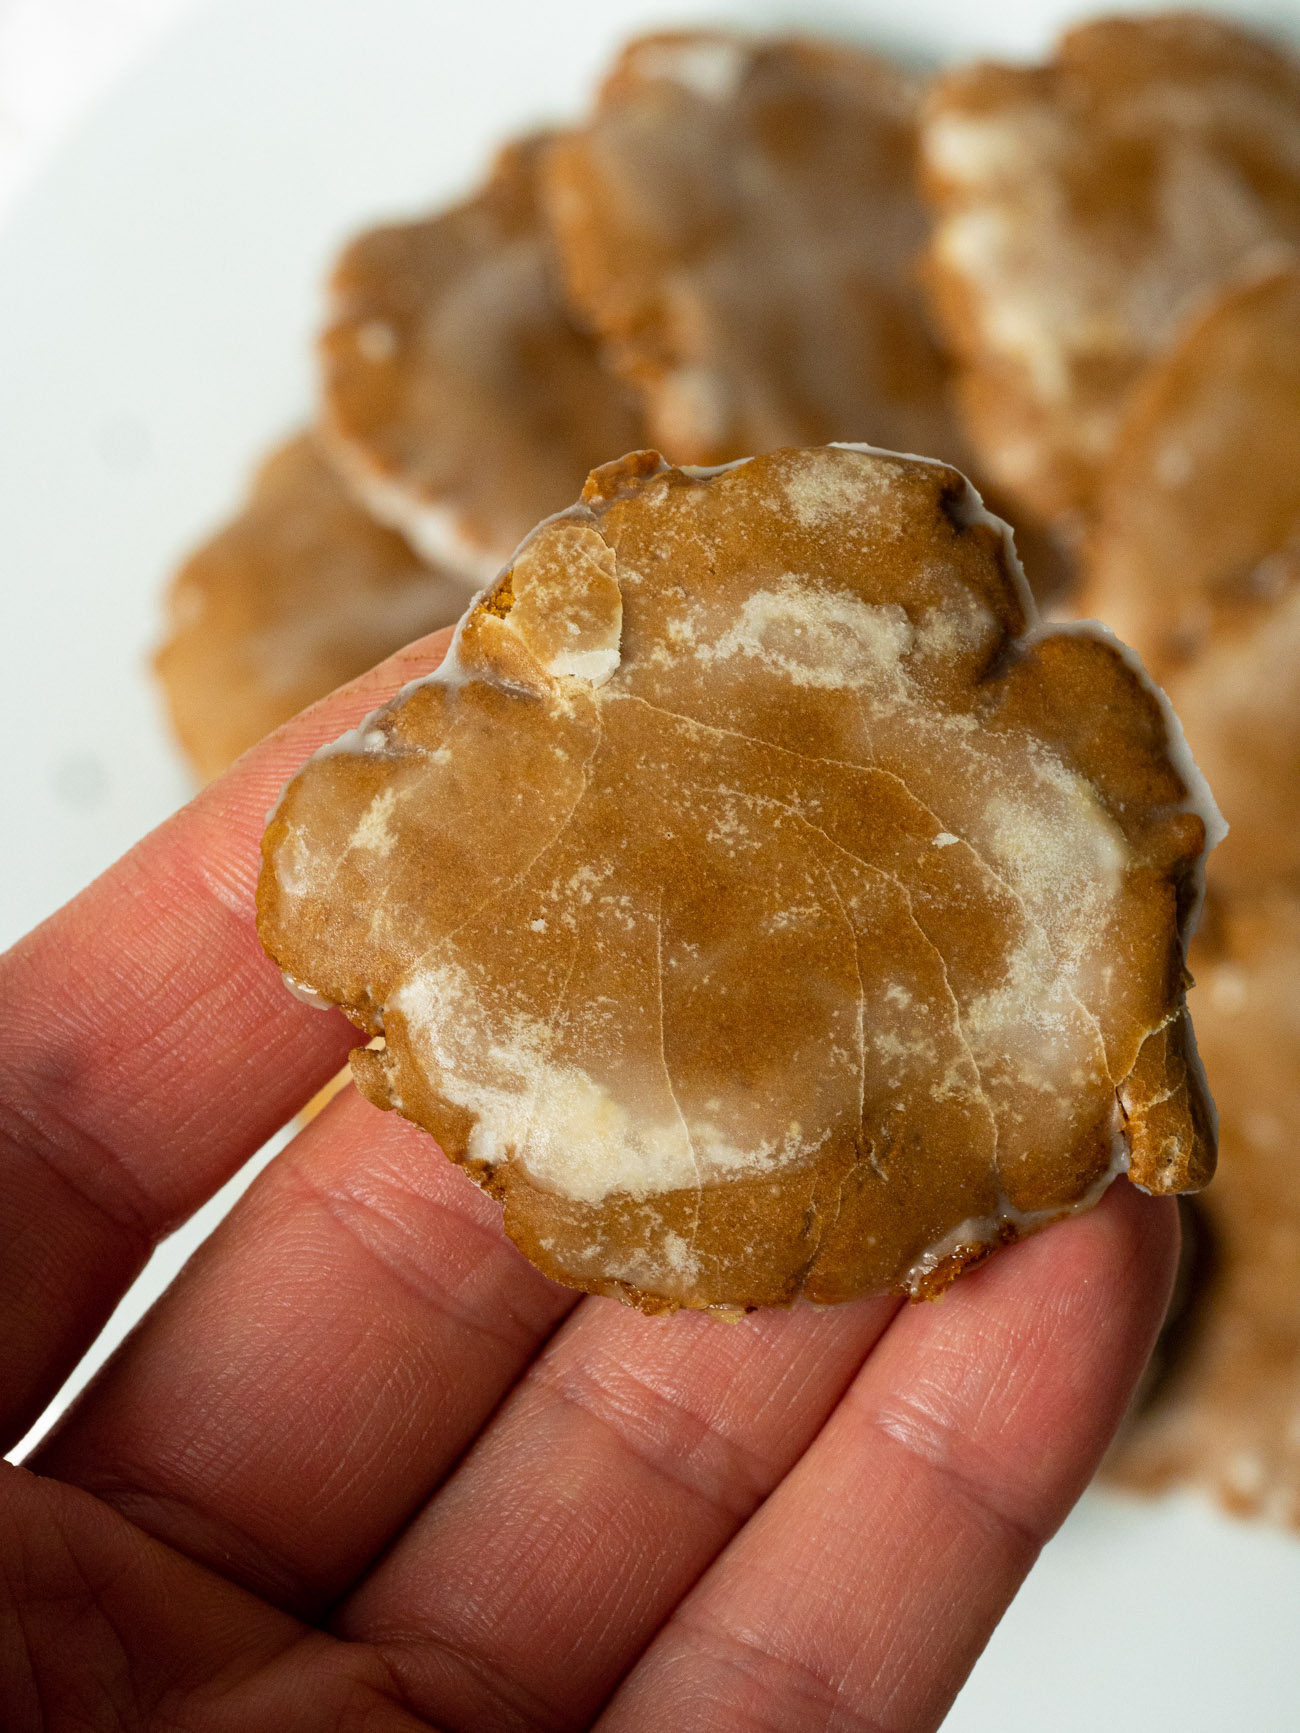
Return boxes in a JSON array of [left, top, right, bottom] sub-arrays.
[[0, 630, 1178, 1732]]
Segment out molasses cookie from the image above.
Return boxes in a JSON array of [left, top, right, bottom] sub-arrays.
[[921, 16, 1300, 525], [320, 134, 642, 579], [545, 33, 960, 468], [259, 444, 1216, 1313], [1082, 262, 1300, 893], [156, 433, 471, 784]]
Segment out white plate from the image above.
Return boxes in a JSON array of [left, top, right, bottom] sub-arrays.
[[2, 0, 1299, 1725]]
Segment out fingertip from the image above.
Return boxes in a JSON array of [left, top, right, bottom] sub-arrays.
[[1016, 1177, 1182, 1358], [942, 1171, 1181, 1332]]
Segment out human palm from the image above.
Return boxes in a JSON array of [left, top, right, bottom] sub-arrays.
[[0, 631, 1177, 1731]]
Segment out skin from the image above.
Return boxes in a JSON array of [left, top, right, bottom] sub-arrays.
[[0, 627, 1179, 1732]]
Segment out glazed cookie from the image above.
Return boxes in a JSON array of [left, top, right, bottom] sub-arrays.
[[320, 134, 642, 579], [1109, 894, 1300, 1528], [259, 445, 1216, 1315], [543, 33, 962, 470], [1163, 573, 1300, 897], [921, 15, 1300, 525], [1081, 263, 1300, 893], [1081, 263, 1300, 675], [156, 433, 471, 784]]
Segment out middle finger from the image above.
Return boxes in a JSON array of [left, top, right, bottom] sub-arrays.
[[331, 1283, 898, 1732]]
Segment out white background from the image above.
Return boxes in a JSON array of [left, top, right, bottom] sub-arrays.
[[0, 0, 204, 215], [2, 2, 1300, 1726]]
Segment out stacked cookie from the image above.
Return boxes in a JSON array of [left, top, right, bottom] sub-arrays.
[[922, 14, 1300, 1526], [158, 27, 1073, 786], [158, 14, 1300, 1525], [1081, 263, 1300, 1522]]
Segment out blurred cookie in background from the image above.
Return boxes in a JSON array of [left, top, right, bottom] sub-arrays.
[[155, 432, 471, 784], [1081, 261, 1300, 674], [320, 133, 642, 580], [1164, 561, 1300, 897], [544, 31, 961, 468], [921, 15, 1300, 529], [1081, 261, 1300, 893], [1109, 894, 1300, 1529], [1087, 256, 1300, 1526]]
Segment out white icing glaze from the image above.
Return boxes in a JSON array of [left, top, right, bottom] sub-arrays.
[[392, 957, 822, 1203], [631, 34, 752, 103], [902, 1099, 1132, 1295], [343, 464, 504, 585], [281, 972, 335, 1011], [678, 454, 754, 480], [1039, 614, 1228, 933], [544, 644, 621, 685], [704, 580, 914, 692], [270, 446, 1220, 1243]]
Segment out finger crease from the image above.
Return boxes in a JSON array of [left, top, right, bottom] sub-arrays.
[[282, 1160, 556, 1359], [47, 1470, 320, 1612], [868, 1398, 1045, 1563], [0, 1092, 156, 1243], [671, 1612, 896, 1733], [534, 1359, 771, 1524], [377, 1621, 573, 1733]]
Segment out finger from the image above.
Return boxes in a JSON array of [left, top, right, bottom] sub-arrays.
[[0, 1462, 424, 1730], [34, 1081, 576, 1615], [597, 1185, 1179, 1733], [0, 628, 452, 1446], [330, 1290, 900, 1731]]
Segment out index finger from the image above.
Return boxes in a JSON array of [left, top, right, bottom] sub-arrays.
[[597, 1183, 1179, 1733], [0, 628, 452, 1446]]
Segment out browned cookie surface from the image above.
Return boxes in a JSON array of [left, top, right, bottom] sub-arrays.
[[1083, 263, 1300, 672], [1082, 263, 1300, 892], [1109, 894, 1300, 1527], [1164, 567, 1300, 898], [320, 134, 641, 579], [921, 14, 1300, 526], [544, 33, 962, 470], [155, 433, 471, 784], [259, 445, 1213, 1314]]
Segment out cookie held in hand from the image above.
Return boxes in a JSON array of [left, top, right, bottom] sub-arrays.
[[258, 445, 1217, 1313]]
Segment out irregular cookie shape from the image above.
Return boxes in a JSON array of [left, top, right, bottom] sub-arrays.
[[156, 434, 471, 784], [544, 33, 961, 470], [259, 446, 1216, 1314], [1081, 263, 1300, 892], [921, 15, 1300, 525], [1109, 895, 1300, 1528], [320, 135, 642, 579]]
